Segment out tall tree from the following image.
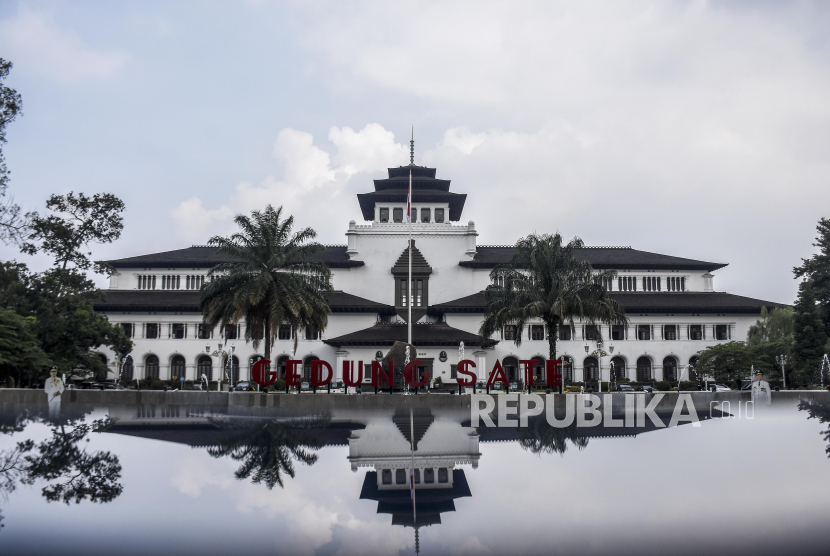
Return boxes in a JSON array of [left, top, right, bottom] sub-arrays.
[[0, 307, 50, 386], [794, 217, 830, 337], [792, 283, 827, 385], [479, 233, 627, 365], [200, 205, 333, 367], [747, 306, 794, 346], [0, 59, 26, 244], [23, 192, 125, 274]]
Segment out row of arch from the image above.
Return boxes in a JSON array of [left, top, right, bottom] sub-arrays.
[[119, 353, 324, 382], [500, 355, 699, 383]]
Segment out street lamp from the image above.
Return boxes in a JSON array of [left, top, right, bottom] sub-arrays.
[[585, 338, 611, 392], [775, 354, 787, 390]]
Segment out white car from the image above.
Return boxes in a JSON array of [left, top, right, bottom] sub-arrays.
[[713, 384, 731, 392]]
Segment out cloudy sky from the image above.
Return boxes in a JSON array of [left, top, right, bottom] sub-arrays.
[[1, 1, 828, 303]]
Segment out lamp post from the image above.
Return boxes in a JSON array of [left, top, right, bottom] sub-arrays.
[[775, 355, 787, 390], [584, 339, 611, 392]]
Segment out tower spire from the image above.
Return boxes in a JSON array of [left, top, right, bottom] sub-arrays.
[[409, 126, 415, 166]]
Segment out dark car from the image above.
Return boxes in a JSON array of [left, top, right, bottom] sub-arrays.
[[233, 381, 257, 392], [638, 385, 655, 393], [79, 381, 105, 390], [616, 384, 635, 392]]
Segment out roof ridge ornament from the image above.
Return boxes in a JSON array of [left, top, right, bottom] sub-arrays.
[[409, 126, 414, 166]]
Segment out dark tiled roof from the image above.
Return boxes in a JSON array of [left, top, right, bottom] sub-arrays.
[[429, 291, 788, 315], [356, 190, 467, 222], [107, 245, 364, 269], [391, 241, 432, 275], [374, 165, 451, 192], [93, 290, 395, 315], [323, 322, 497, 348], [459, 246, 727, 271]]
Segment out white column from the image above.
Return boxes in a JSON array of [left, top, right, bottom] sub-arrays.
[[335, 350, 349, 383], [474, 350, 487, 384]]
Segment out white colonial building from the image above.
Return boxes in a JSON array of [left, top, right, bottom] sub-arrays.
[[94, 161, 785, 387]]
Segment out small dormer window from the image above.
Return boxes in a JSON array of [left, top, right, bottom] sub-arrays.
[[435, 208, 444, 223], [379, 208, 389, 223], [421, 208, 430, 223], [393, 208, 403, 223]]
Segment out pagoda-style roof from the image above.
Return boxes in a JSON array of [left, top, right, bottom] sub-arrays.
[[93, 290, 395, 315], [323, 322, 497, 348], [429, 291, 788, 316], [357, 190, 467, 222], [106, 245, 364, 269], [391, 241, 432, 276], [374, 165, 451, 192], [359, 469, 472, 528], [459, 246, 727, 272]]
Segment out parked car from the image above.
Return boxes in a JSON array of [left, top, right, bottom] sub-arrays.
[[712, 384, 732, 392], [616, 384, 635, 392], [79, 381, 104, 390], [233, 381, 257, 392], [638, 385, 654, 393]]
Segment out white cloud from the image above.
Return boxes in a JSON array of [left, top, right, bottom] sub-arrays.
[[172, 124, 407, 242], [0, 7, 129, 82]]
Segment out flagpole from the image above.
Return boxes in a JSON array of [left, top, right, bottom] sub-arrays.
[[408, 129, 413, 349], [410, 407, 417, 525]]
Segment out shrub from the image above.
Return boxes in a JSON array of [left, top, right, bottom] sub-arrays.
[[151, 380, 167, 390], [272, 379, 286, 391], [617, 377, 631, 383], [655, 381, 671, 391], [679, 381, 698, 391], [433, 376, 443, 387]]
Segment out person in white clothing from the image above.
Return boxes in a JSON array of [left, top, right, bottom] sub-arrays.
[[751, 370, 772, 406], [44, 366, 65, 418]]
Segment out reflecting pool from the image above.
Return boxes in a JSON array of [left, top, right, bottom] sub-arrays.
[[1, 393, 829, 555]]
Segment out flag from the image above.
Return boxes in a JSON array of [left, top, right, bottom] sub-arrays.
[[407, 168, 411, 223]]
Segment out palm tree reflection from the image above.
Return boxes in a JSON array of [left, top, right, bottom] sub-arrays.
[[519, 415, 590, 455], [206, 417, 327, 489]]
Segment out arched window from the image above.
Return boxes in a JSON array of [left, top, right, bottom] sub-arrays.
[[503, 356, 519, 383], [276, 355, 289, 380], [145, 355, 160, 380], [663, 356, 678, 382], [171, 355, 185, 380], [583, 356, 598, 381], [303, 355, 319, 382], [637, 357, 652, 382], [197, 355, 212, 382], [688, 356, 699, 381], [561, 356, 573, 382], [122, 357, 134, 381], [230, 355, 240, 384], [610, 356, 626, 381], [532, 357, 546, 383]]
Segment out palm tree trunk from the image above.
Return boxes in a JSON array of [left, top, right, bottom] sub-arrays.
[[546, 318, 560, 393]]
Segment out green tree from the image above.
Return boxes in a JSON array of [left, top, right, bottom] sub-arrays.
[[695, 341, 761, 386], [479, 233, 627, 367], [0, 262, 131, 381], [23, 192, 125, 274], [0, 58, 26, 244], [200, 205, 332, 365], [792, 283, 827, 386], [0, 307, 50, 386], [747, 306, 794, 346], [794, 218, 830, 337]]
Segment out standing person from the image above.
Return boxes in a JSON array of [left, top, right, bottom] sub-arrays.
[[751, 369, 772, 406], [44, 366, 65, 418]]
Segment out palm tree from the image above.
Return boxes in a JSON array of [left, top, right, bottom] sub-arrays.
[[200, 205, 333, 369], [479, 233, 627, 373]]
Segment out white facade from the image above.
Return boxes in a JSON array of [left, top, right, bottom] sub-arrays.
[[95, 163, 781, 387]]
